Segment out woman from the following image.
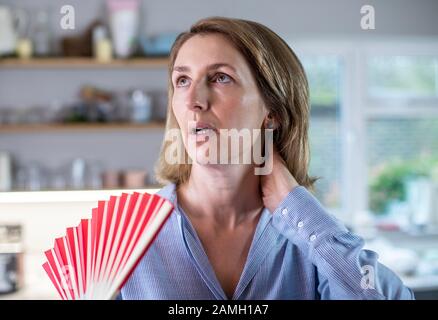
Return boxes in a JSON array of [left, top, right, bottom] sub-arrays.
[[120, 17, 414, 300]]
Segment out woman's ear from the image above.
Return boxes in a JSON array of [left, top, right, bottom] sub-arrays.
[[264, 114, 278, 129]]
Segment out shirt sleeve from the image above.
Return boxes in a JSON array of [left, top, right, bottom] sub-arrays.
[[270, 186, 415, 300]]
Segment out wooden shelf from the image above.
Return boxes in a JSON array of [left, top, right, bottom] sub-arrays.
[[0, 57, 169, 69], [0, 122, 166, 133]]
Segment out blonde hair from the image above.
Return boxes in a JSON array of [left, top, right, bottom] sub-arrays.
[[155, 16, 315, 188]]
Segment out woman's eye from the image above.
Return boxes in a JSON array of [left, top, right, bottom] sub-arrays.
[[213, 73, 232, 84], [176, 77, 189, 87]]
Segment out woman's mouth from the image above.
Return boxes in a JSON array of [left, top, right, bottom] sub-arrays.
[[189, 122, 218, 135], [189, 121, 218, 143], [194, 128, 214, 134]]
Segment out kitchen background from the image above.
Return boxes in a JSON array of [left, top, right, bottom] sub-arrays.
[[0, 0, 438, 299]]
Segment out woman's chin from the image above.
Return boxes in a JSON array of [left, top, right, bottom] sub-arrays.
[[187, 142, 255, 166], [187, 144, 216, 165]]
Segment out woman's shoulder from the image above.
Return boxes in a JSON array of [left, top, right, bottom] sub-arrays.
[[155, 183, 177, 203]]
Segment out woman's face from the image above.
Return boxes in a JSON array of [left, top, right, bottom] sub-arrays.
[[171, 33, 268, 165]]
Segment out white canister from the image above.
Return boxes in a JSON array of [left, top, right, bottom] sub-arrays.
[[107, 0, 140, 58], [0, 6, 17, 55], [431, 183, 438, 227], [130, 90, 152, 123], [406, 177, 435, 229], [0, 152, 12, 191]]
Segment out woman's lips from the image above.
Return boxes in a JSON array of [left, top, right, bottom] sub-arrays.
[[189, 121, 218, 142], [189, 121, 218, 135]]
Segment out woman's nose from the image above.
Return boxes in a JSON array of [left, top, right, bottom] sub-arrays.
[[186, 81, 209, 112]]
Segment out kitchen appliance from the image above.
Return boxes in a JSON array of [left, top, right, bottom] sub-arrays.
[[0, 224, 24, 294]]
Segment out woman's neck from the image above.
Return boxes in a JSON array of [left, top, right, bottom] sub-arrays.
[[177, 164, 264, 229]]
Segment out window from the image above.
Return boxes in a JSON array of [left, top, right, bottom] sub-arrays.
[[293, 40, 438, 229], [368, 56, 438, 100], [302, 56, 342, 211], [365, 54, 438, 227]]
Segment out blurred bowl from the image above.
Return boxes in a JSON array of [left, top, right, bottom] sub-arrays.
[[139, 32, 178, 56]]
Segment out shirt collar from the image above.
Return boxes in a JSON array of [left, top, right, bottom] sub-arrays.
[[161, 183, 284, 299]]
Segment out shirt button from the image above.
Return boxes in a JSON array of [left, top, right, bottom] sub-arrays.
[[309, 234, 317, 242], [297, 221, 304, 228], [281, 208, 288, 216]]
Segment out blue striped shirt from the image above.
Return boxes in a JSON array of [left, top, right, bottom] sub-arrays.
[[119, 184, 414, 300]]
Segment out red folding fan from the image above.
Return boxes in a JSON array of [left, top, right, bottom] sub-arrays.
[[42, 191, 173, 300]]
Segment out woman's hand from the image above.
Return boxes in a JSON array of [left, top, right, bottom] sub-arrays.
[[260, 149, 299, 213]]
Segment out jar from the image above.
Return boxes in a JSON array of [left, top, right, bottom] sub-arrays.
[[130, 90, 152, 123]]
